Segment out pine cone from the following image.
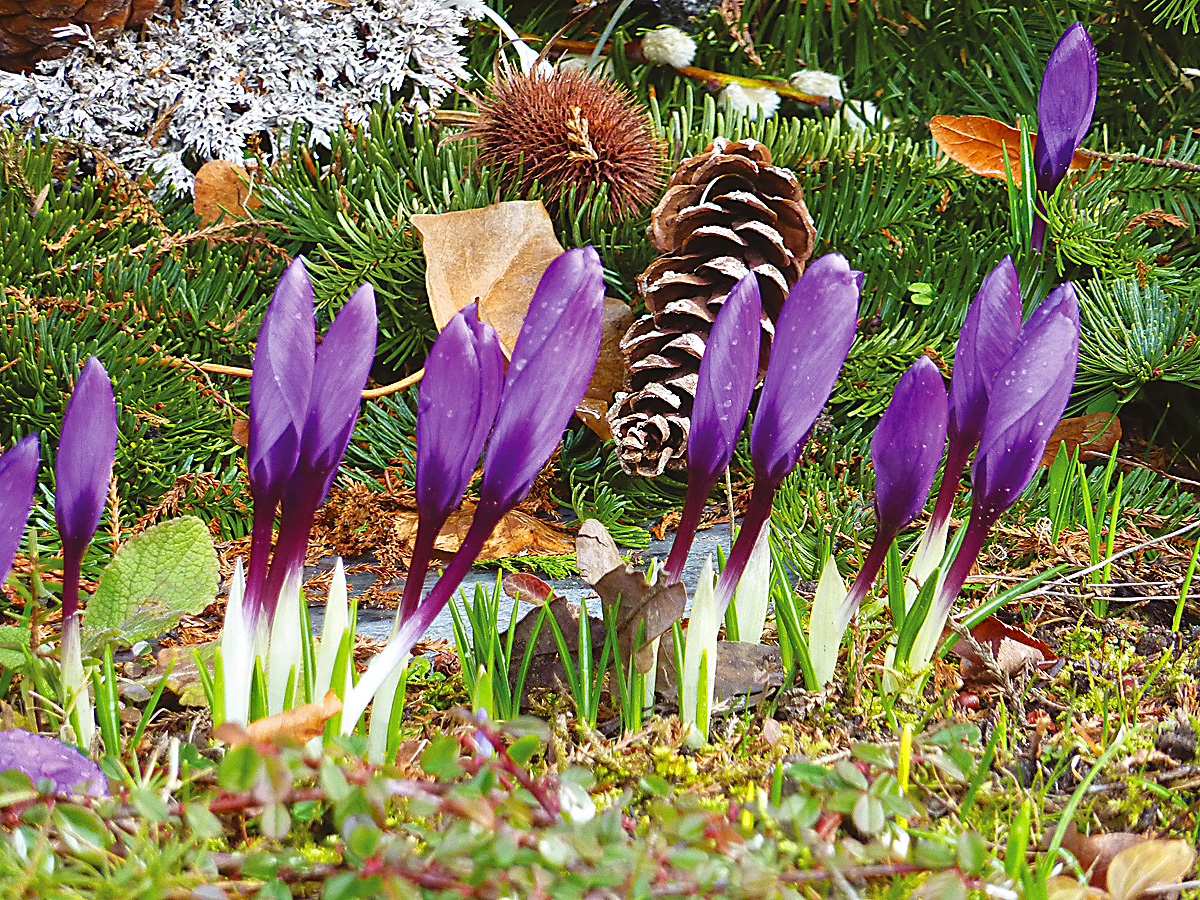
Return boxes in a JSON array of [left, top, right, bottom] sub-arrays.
[[607, 138, 816, 477], [0, 0, 158, 70]]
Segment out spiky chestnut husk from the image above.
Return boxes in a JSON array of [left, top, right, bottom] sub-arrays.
[[467, 67, 665, 222]]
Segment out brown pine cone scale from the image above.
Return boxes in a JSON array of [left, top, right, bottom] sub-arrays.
[[607, 138, 816, 478]]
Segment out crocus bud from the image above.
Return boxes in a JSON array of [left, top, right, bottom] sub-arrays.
[[664, 273, 761, 583], [245, 257, 316, 618], [55, 356, 117, 622], [0, 436, 39, 587], [931, 256, 1023, 531], [341, 247, 606, 732], [1032, 23, 1097, 250], [911, 283, 1080, 669], [401, 302, 503, 619], [872, 355, 948, 536], [711, 254, 860, 617], [477, 246, 605, 518]]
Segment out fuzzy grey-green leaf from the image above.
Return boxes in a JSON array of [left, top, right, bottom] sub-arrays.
[[83, 516, 218, 651]]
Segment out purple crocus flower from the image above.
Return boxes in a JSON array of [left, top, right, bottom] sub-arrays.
[[663, 273, 762, 583], [928, 257, 1024, 533], [258, 282, 377, 621], [400, 302, 504, 621], [245, 258, 316, 620], [341, 246, 605, 731], [710, 254, 860, 616], [56, 356, 117, 625], [912, 283, 1080, 666], [0, 728, 108, 796], [834, 355, 947, 629], [1031, 23, 1097, 251], [0, 436, 39, 587]]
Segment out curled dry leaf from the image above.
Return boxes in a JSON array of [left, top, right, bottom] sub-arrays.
[[929, 115, 1093, 186], [412, 200, 631, 436], [392, 503, 574, 561], [951, 616, 1058, 683], [193, 160, 262, 226], [502, 571, 554, 606], [1060, 823, 1148, 888], [576, 518, 685, 672], [1041, 413, 1122, 467], [215, 690, 342, 746]]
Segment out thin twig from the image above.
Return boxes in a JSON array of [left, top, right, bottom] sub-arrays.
[[1076, 147, 1200, 174], [156, 355, 425, 400]]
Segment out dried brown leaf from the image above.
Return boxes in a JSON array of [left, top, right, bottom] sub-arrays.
[[952, 616, 1058, 684], [929, 115, 1092, 186], [413, 200, 564, 358], [392, 503, 574, 561], [1042, 413, 1122, 467], [216, 690, 342, 746], [1061, 824, 1148, 887], [194, 160, 261, 226], [576, 519, 685, 672], [1106, 839, 1196, 900]]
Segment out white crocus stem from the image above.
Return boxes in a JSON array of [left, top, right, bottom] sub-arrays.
[[807, 555, 849, 687], [469, 2, 548, 76], [342, 624, 414, 734], [733, 517, 772, 644], [313, 558, 349, 701], [60, 613, 93, 750], [266, 566, 304, 714], [365, 660, 406, 763], [904, 517, 951, 611], [221, 559, 251, 725], [681, 555, 719, 739]]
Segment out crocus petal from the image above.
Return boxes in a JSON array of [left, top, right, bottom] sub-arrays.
[[55, 357, 117, 562], [1033, 23, 1098, 195], [0, 436, 39, 586], [664, 273, 761, 582], [480, 247, 604, 514], [872, 356, 948, 533], [750, 254, 859, 487], [973, 283, 1080, 523], [415, 301, 504, 525], [688, 273, 762, 486], [248, 257, 316, 494], [947, 256, 1023, 456], [301, 282, 378, 501]]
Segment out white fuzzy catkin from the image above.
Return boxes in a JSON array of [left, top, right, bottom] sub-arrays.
[[640, 25, 696, 69], [0, 0, 479, 193], [718, 83, 780, 121]]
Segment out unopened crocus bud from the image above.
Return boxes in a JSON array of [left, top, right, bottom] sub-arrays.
[[1032, 23, 1097, 251], [341, 246, 606, 732], [55, 356, 117, 623], [664, 273, 761, 583], [0, 436, 39, 586], [711, 254, 859, 617], [911, 284, 1080, 668], [400, 302, 503, 620]]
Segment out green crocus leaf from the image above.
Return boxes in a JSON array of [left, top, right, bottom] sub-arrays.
[[83, 516, 218, 652]]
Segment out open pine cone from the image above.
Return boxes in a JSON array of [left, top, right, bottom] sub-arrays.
[[607, 138, 817, 478], [0, 0, 158, 70]]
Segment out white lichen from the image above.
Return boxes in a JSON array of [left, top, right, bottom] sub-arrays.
[[640, 25, 696, 69], [0, 0, 480, 193]]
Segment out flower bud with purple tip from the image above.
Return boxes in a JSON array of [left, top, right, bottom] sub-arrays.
[[1031, 23, 1097, 251], [55, 356, 117, 625], [0, 436, 39, 587], [400, 302, 504, 620], [911, 283, 1080, 668], [710, 254, 859, 617], [664, 272, 762, 583]]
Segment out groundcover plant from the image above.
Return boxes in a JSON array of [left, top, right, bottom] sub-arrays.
[[0, 1, 1199, 896]]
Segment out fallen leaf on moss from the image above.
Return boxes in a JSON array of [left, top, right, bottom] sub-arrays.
[[194, 160, 261, 226], [952, 616, 1058, 682], [1059, 823, 1147, 888], [215, 690, 342, 746], [1042, 413, 1121, 467], [929, 115, 1093, 186], [1105, 839, 1196, 900]]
